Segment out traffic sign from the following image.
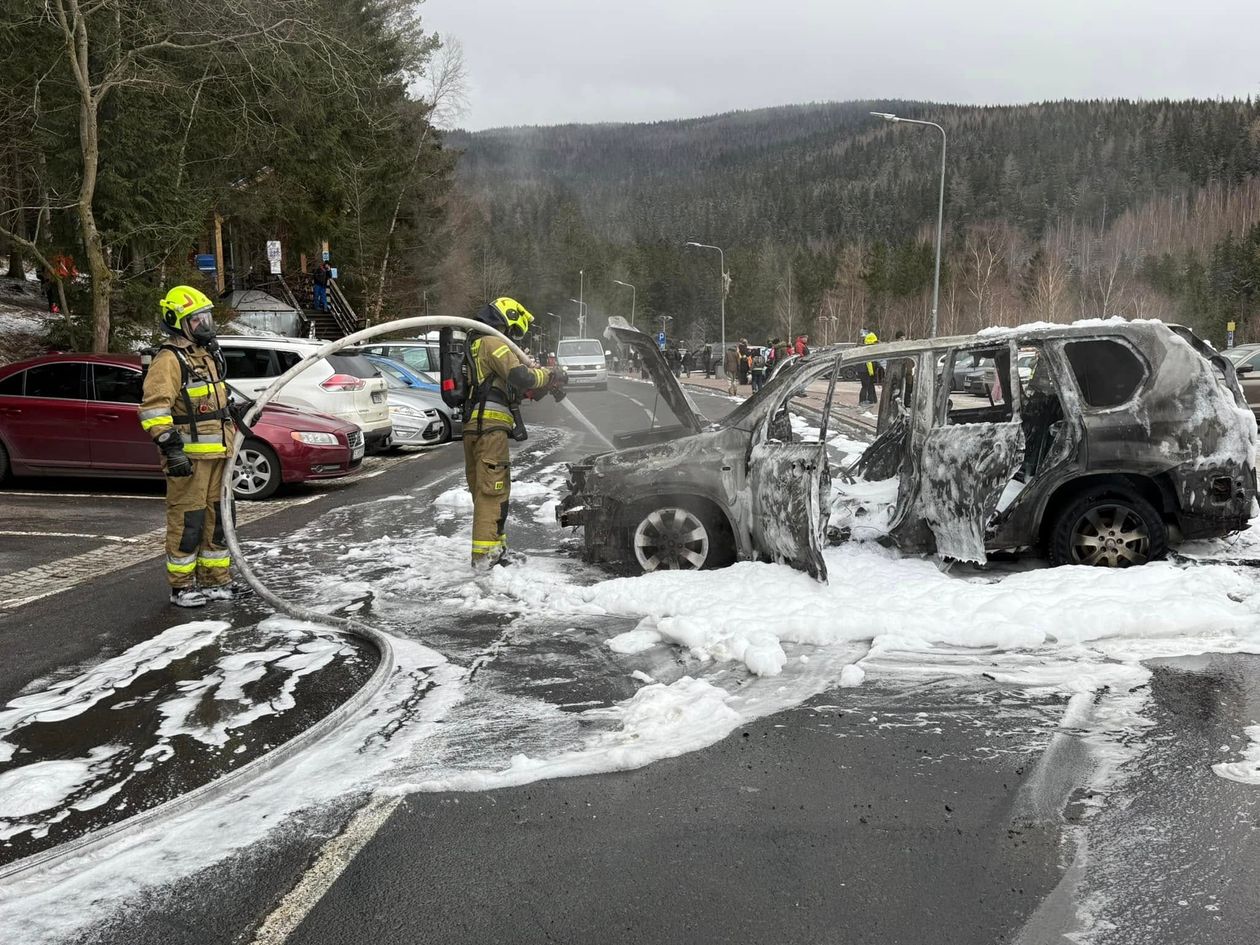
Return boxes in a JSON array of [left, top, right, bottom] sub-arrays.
[[657, 331, 666, 350]]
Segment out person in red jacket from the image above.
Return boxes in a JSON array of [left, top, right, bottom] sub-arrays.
[[794, 335, 809, 357]]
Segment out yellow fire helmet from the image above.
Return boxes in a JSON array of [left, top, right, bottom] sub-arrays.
[[488, 296, 535, 339], [159, 285, 215, 341]]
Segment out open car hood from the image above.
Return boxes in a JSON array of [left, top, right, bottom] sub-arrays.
[[604, 318, 706, 435]]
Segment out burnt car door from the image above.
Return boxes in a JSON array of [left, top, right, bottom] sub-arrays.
[[746, 357, 837, 580], [894, 340, 1026, 564]]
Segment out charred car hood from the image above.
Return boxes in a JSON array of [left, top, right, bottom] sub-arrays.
[[604, 318, 707, 435]]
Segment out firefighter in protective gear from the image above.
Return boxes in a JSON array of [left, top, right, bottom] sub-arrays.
[[463, 296, 566, 569], [858, 330, 879, 405], [140, 286, 247, 607]]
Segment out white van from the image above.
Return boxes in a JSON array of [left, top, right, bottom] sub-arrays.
[[217, 337, 393, 452], [554, 338, 609, 390]]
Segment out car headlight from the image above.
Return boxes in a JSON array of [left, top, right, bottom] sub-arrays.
[[291, 431, 339, 446], [390, 404, 423, 418]]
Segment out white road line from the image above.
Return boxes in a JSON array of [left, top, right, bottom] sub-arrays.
[[250, 793, 402, 945], [612, 387, 657, 422], [0, 530, 142, 543], [0, 491, 163, 500]]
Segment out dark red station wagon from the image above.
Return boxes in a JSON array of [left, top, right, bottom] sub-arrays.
[[0, 353, 364, 499]]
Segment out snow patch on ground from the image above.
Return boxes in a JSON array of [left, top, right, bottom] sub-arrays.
[[0, 621, 230, 761], [1212, 724, 1260, 784]]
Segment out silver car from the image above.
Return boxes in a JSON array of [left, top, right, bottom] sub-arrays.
[[554, 338, 609, 390]]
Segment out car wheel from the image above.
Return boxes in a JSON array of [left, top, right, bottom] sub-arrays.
[[0, 438, 9, 483], [233, 439, 282, 500], [624, 499, 734, 573], [1048, 489, 1167, 568], [435, 414, 452, 443]]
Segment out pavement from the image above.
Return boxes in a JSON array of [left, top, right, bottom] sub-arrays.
[[2, 377, 1259, 945]]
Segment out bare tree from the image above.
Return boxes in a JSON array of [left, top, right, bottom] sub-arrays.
[[366, 37, 465, 324], [964, 224, 1007, 331], [35, 0, 374, 350]]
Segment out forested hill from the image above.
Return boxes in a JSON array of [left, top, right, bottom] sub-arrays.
[[448, 99, 1260, 347]]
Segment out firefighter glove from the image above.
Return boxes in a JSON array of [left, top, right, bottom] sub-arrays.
[[156, 428, 193, 478], [228, 397, 256, 434]]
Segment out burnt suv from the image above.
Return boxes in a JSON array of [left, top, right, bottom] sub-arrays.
[[558, 318, 1257, 579]]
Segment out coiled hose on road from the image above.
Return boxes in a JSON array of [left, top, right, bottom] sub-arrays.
[[0, 318, 535, 882]]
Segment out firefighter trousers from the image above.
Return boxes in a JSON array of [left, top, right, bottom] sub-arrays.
[[164, 458, 231, 589], [463, 427, 511, 563]]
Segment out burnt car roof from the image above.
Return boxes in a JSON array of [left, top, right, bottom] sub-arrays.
[[839, 318, 1183, 363]]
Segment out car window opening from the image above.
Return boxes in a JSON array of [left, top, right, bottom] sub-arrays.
[[1064, 339, 1146, 408], [946, 346, 1016, 426]]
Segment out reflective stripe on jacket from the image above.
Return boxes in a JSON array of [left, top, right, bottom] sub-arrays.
[[139, 339, 235, 458], [466, 337, 551, 430]]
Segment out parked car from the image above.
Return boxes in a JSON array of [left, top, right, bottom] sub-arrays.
[[354, 338, 441, 375], [965, 357, 996, 396], [0, 354, 363, 499], [559, 319, 1256, 578], [1226, 346, 1260, 421], [215, 337, 392, 452], [554, 337, 609, 390], [362, 354, 461, 444], [374, 368, 456, 446]]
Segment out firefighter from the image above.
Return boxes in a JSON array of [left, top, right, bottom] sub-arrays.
[[462, 296, 566, 569], [139, 286, 249, 607], [859, 330, 879, 405]]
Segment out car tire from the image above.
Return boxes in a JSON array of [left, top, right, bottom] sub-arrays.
[[436, 414, 452, 443], [1048, 488, 1167, 568], [233, 439, 282, 501], [0, 438, 9, 483], [622, 498, 736, 574]]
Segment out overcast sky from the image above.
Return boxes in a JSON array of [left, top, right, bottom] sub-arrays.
[[420, 0, 1259, 130]]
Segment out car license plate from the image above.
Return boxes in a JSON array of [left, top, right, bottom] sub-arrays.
[[352, 443, 365, 461], [371, 390, 385, 403]]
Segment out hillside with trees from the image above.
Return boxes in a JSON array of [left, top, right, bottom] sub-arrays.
[[450, 99, 1260, 348]]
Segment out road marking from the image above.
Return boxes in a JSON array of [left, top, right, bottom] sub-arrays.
[[0, 488, 329, 611], [250, 793, 403, 945], [0, 449, 432, 612], [611, 384, 658, 422], [0, 491, 163, 500], [0, 530, 142, 543]]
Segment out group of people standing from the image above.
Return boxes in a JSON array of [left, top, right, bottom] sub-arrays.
[[722, 335, 810, 395]]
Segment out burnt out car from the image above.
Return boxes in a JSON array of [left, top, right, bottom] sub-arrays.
[[558, 318, 1257, 579]]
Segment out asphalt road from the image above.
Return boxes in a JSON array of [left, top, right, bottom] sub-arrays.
[[2, 375, 1259, 945]]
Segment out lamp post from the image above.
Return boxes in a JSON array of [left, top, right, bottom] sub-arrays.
[[871, 111, 946, 338], [685, 240, 726, 373], [568, 298, 588, 338], [613, 279, 636, 327]]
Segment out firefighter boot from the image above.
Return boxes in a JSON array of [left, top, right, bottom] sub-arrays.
[[201, 582, 254, 602], [170, 587, 209, 608]]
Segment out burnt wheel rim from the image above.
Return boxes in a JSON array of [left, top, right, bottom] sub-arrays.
[[233, 448, 274, 496], [633, 507, 709, 572], [1068, 503, 1150, 567]]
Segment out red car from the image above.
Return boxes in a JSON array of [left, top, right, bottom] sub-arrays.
[[0, 353, 364, 499]]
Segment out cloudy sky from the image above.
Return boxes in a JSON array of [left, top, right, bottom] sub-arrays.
[[419, 0, 1259, 130]]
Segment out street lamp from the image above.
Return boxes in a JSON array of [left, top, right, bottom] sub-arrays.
[[685, 240, 727, 374], [568, 298, 588, 338], [871, 111, 947, 338], [613, 279, 636, 327]]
